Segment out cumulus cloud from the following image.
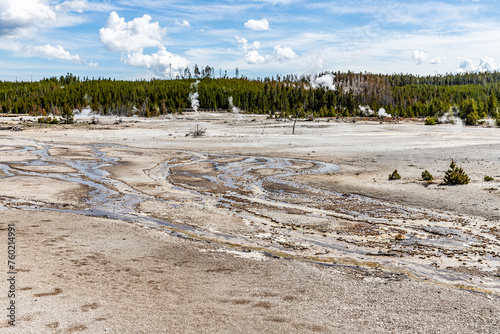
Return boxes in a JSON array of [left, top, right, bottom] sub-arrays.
[[0, 0, 56, 36], [175, 19, 190, 28], [273, 45, 297, 60], [236, 36, 265, 63], [100, 12, 165, 53], [236, 35, 296, 64], [123, 47, 189, 77], [477, 56, 497, 72], [456, 56, 497, 73], [244, 50, 265, 64], [456, 57, 476, 73], [244, 19, 269, 31], [430, 56, 442, 65], [100, 12, 189, 78], [0, 0, 111, 37], [412, 50, 428, 65]]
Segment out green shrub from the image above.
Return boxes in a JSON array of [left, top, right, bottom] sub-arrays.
[[484, 176, 494, 182], [421, 170, 434, 182], [388, 169, 401, 180], [424, 117, 436, 125], [38, 116, 59, 124], [444, 160, 470, 185], [465, 111, 479, 126]]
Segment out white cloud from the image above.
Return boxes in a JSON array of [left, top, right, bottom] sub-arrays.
[[273, 45, 297, 60], [100, 12, 189, 78], [246, 50, 267, 64], [54, 0, 114, 13], [455, 56, 497, 73], [312, 1, 484, 28], [412, 50, 428, 64], [175, 19, 190, 28], [477, 56, 497, 72], [236, 35, 296, 64], [26, 44, 97, 66], [32, 44, 83, 63], [99, 11, 165, 53], [250, 40, 261, 50], [236, 36, 266, 63], [55, 0, 88, 13], [235, 36, 248, 46], [244, 19, 269, 31], [430, 56, 442, 65], [456, 57, 475, 73], [0, 0, 56, 36], [123, 47, 190, 77]]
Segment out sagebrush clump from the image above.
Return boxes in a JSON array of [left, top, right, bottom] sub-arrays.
[[388, 169, 401, 180], [444, 160, 470, 185]]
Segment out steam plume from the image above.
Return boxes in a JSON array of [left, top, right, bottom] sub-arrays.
[[189, 81, 200, 112]]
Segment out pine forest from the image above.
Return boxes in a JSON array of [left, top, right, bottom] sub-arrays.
[[1, 70, 500, 126]]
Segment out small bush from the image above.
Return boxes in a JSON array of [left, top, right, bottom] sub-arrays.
[[421, 170, 434, 182], [388, 169, 401, 180], [484, 176, 494, 182], [444, 160, 470, 185], [61, 105, 74, 124], [424, 117, 436, 125], [38, 116, 59, 124], [465, 111, 479, 126]]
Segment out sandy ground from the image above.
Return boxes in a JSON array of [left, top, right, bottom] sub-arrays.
[[0, 113, 499, 333]]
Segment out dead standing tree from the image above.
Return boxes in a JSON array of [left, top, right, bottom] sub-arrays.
[[186, 124, 206, 137], [292, 104, 304, 135]]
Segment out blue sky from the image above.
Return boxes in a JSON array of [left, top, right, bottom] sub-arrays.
[[1, 0, 500, 81]]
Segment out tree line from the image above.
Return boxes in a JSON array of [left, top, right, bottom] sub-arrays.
[[1, 71, 499, 124]]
